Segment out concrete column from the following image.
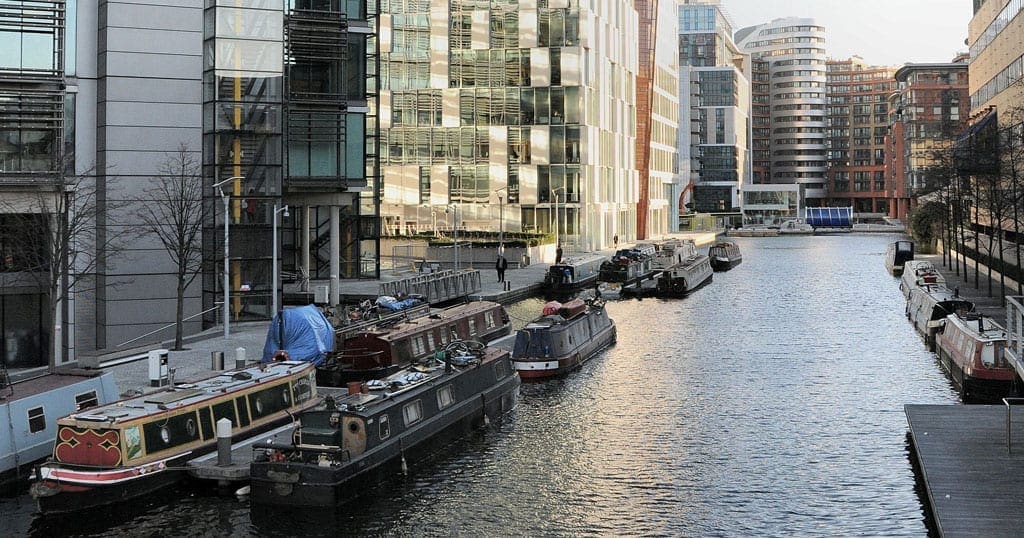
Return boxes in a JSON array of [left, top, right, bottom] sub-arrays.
[[329, 206, 340, 306]]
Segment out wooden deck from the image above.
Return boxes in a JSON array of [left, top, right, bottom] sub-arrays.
[[905, 404, 1024, 537]]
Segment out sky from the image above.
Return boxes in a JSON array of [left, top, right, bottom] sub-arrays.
[[722, 0, 974, 66]]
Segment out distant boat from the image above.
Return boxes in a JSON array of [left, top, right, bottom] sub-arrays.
[[656, 253, 713, 297], [543, 253, 606, 296], [29, 361, 321, 514], [935, 312, 1016, 403], [1, 369, 118, 491], [249, 346, 519, 508], [708, 241, 742, 271], [599, 244, 657, 285], [906, 284, 974, 351], [885, 240, 915, 275], [316, 301, 511, 386], [511, 297, 616, 379], [899, 260, 945, 300]]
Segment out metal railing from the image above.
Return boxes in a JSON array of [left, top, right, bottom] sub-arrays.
[[115, 304, 225, 348], [1004, 397, 1024, 454], [379, 269, 481, 304]]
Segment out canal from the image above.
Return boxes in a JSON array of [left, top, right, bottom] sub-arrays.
[[2, 233, 958, 536]]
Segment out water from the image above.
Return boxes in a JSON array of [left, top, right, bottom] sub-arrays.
[[1, 234, 957, 537]]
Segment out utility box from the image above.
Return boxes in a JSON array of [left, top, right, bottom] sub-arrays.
[[148, 349, 169, 387]]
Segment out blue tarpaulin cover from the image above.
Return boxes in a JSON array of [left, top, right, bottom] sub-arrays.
[[261, 304, 334, 365], [805, 207, 853, 228]]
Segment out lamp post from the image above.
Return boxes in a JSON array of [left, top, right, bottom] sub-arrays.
[[494, 187, 507, 251], [446, 204, 459, 270], [551, 186, 565, 251], [272, 204, 290, 316], [213, 176, 243, 338]]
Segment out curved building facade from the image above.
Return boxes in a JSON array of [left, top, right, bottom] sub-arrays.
[[737, 18, 828, 202]]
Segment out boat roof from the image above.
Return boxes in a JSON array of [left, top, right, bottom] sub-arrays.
[[946, 313, 1007, 342], [356, 301, 504, 341], [1, 369, 113, 403], [325, 348, 510, 418], [61, 361, 315, 426]]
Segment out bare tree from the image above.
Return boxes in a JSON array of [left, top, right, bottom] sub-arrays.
[[1, 160, 133, 371], [135, 144, 204, 351]]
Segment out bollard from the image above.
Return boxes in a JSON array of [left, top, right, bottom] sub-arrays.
[[217, 418, 233, 466], [211, 351, 224, 370], [235, 346, 246, 369]]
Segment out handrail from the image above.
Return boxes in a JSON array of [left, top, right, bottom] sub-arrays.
[[115, 304, 224, 348], [1003, 397, 1024, 454]]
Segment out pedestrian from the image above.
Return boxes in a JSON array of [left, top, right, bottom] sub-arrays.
[[555, 243, 563, 264], [613, 234, 619, 248], [495, 254, 508, 282]]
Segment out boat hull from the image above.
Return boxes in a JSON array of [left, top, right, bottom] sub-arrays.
[[31, 458, 185, 514], [710, 256, 741, 271], [937, 347, 1016, 403], [513, 324, 616, 379], [251, 373, 519, 508]]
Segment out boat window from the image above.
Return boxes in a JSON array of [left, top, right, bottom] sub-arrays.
[[981, 343, 996, 366], [485, 311, 496, 329], [427, 332, 436, 351], [494, 357, 510, 380], [28, 406, 45, 434], [143, 411, 203, 453], [403, 400, 423, 426], [449, 325, 459, 341], [379, 414, 391, 439], [513, 329, 552, 358], [469, 318, 478, 337], [437, 385, 455, 409], [439, 328, 448, 345], [412, 336, 425, 356], [75, 390, 99, 411]]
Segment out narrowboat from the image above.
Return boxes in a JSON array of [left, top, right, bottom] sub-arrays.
[[511, 297, 616, 379], [885, 240, 915, 275], [543, 253, 607, 296], [249, 345, 519, 508], [1, 369, 118, 491], [655, 253, 713, 297], [935, 312, 1016, 403], [899, 260, 945, 300], [648, 239, 698, 271], [906, 284, 975, 351], [316, 301, 511, 386], [29, 361, 320, 514], [708, 241, 743, 271], [599, 244, 657, 284]]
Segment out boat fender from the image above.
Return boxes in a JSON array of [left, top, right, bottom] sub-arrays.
[[400, 438, 408, 475]]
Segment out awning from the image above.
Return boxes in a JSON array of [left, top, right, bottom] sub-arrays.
[[806, 207, 853, 228]]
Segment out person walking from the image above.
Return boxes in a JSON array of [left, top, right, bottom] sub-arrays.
[[555, 243, 563, 264], [495, 254, 508, 282]]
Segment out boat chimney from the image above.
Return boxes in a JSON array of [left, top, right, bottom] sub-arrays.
[[347, 381, 361, 395], [979, 317, 985, 334]]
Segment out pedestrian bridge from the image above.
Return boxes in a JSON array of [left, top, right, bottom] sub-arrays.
[[378, 269, 482, 304]]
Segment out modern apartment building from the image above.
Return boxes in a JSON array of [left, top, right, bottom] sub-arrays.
[[886, 60, 969, 221], [676, 0, 750, 216], [634, 0, 679, 239], [824, 57, 896, 216], [967, 0, 1024, 121], [736, 18, 828, 207], [378, 0, 646, 252], [0, 1, 376, 368]]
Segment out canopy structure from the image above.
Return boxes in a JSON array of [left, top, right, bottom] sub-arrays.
[[261, 304, 335, 365], [805, 207, 853, 228]]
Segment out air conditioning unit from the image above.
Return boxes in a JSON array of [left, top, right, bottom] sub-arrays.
[[314, 284, 329, 304]]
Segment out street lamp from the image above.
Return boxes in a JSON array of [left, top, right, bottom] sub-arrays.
[[272, 204, 290, 316], [213, 176, 243, 338], [551, 186, 565, 251], [445, 203, 459, 270], [494, 187, 507, 251]]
